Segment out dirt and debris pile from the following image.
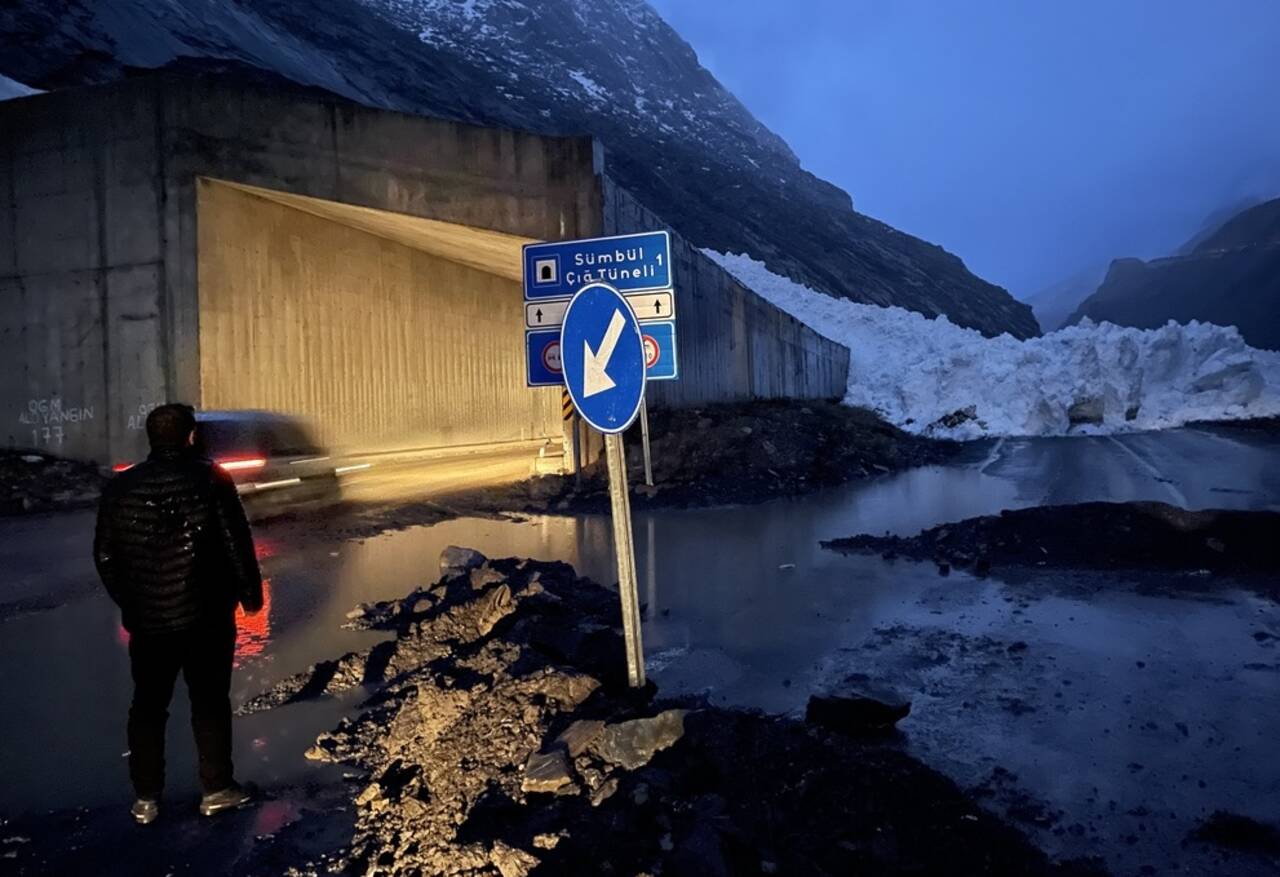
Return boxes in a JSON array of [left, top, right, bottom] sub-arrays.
[[0, 450, 105, 515], [626, 399, 959, 503], [461, 400, 960, 515], [252, 546, 1100, 876], [823, 501, 1280, 582]]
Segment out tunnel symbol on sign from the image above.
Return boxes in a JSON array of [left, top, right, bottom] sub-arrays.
[[542, 340, 563, 374], [643, 335, 660, 368], [534, 257, 559, 285]]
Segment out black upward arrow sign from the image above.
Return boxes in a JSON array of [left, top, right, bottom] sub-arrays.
[[536, 308, 543, 323], [653, 298, 662, 314]]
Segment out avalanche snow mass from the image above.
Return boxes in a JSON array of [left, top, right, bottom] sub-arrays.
[[708, 251, 1280, 439]]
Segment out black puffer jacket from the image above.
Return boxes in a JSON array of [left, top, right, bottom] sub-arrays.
[[94, 447, 263, 634]]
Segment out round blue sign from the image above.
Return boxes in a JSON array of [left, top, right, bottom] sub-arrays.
[[560, 283, 647, 434]]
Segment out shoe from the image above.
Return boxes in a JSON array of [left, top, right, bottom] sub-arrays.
[[131, 798, 159, 825], [198, 783, 252, 817]]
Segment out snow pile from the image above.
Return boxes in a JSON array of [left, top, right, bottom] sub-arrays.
[[706, 251, 1280, 438], [0, 74, 40, 101]]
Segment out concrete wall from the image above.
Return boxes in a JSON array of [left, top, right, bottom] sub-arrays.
[[601, 178, 849, 407], [0, 82, 166, 461], [0, 76, 601, 462], [198, 180, 559, 451]]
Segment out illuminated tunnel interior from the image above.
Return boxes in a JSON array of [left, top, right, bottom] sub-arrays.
[[195, 179, 563, 456]]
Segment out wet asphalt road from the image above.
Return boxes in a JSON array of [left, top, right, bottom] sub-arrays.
[[0, 426, 1277, 875]]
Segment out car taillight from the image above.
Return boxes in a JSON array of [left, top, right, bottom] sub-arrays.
[[217, 458, 267, 472], [112, 462, 134, 473]]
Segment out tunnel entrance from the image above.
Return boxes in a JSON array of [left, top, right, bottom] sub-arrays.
[[195, 179, 561, 456]]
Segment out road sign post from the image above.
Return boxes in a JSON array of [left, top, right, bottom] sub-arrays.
[[604, 432, 645, 687], [639, 396, 654, 488], [559, 282, 649, 688]]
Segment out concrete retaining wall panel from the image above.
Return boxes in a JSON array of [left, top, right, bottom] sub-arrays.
[[0, 85, 163, 462], [602, 179, 848, 406], [104, 264, 167, 458], [0, 271, 108, 459]]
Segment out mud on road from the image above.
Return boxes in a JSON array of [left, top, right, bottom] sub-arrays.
[[822, 501, 1280, 598]]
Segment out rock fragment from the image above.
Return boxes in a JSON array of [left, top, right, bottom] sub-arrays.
[[593, 710, 688, 770], [806, 690, 910, 736], [440, 545, 487, 575], [522, 749, 575, 794], [556, 719, 605, 757]]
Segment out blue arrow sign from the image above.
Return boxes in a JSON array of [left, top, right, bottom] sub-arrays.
[[560, 283, 647, 433], [524, 231, 671, 300]]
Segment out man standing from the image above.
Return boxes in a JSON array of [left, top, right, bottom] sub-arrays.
[[94, 403, 263, 825]]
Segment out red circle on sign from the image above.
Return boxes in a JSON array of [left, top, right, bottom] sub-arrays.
[[643, 335, 660, 368], [541, 340, 562, 374]]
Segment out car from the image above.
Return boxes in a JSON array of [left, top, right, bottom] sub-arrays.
[[113, 410, 342, 518], [193, 410, 341, 516]]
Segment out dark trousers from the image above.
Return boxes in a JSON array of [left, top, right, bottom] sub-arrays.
[[127, 619, 236, 799]]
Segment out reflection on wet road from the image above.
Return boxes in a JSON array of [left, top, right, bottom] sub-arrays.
[[0, 426, 1277, 875]]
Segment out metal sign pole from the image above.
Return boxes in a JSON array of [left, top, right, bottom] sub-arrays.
[[639, 395, 654, 488], [604, 432, 646, 688], [572, 416, 582, 486]]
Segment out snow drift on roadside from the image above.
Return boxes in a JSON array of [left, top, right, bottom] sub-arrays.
[[0, 74, 40, 101], [706, 250, 1280, 439]]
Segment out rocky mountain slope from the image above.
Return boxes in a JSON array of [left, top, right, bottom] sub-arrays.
[[1174, 196, 1264, 256], [1068, 198, 1280, 350], [0, 0, 1037, 339]]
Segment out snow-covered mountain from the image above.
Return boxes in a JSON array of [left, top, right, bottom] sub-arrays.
[[0, 0, 1038, 339]]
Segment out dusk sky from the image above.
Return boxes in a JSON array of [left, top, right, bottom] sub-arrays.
[[647, 0, 1280, 297]]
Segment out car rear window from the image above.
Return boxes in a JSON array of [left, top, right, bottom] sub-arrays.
[[196, 420, 263, 459], [265, 421, 322, 456], [196, 417, 323, 459]]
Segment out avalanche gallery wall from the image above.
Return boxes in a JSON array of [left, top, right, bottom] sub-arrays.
[[0, 75, 848, 464]]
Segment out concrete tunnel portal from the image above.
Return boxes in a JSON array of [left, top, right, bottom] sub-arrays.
[[195, 179, 564, 459], [0, 76, 849, 468]]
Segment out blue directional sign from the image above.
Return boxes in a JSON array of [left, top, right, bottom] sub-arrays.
[[638, 321, 678, 382], [524, 231, 671, 300], [560, 284, 647, 434]]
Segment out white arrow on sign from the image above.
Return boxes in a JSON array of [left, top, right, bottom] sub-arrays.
[[625, 290, 674, 321], [583, 309, 626, 398], [525, 299, 570, 329]]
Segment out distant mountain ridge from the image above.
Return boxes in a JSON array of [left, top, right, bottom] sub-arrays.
[[0, 0, 1039, 339], [1021, 263, 1109, 333], [1068, 197, 1280, 350], [1174, 196, 1264, 256], [1191, 198, 1280, 253]]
